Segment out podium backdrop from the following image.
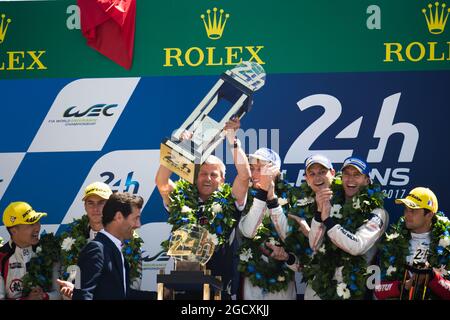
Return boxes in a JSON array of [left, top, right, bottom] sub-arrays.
[[1, 0, 449, 290]]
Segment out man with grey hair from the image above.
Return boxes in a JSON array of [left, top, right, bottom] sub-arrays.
[[155, 117, 251, 299]]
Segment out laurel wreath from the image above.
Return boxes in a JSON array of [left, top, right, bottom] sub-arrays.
[[22, 232, 61, 297], [379, 211, 450, 299], [283, 179, 335, 271], [161, 179, 238, 251], [302, 180, 385, 300], [237, 179, 309, 293]]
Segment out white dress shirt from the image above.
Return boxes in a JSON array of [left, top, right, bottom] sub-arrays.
[[89, 228, 102, 241]]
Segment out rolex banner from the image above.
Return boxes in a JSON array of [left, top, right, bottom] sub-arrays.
[[0, 0, 449, 292]]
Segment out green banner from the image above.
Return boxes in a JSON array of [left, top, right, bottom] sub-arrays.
[[0, 0, 449, 79]]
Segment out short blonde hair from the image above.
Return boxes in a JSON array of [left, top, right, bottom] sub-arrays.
[[203, 155, 226, 178]]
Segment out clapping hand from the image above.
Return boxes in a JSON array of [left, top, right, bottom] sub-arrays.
[[315, 187, 333, 221]]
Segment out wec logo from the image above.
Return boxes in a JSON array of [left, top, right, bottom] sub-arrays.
[[63, 104, 118, 118]]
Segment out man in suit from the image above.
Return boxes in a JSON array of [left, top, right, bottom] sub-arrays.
[[57, 192, 154, 300]]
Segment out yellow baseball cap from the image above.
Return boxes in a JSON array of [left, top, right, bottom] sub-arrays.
[[2, 202, 47, 227], [395, 187, 438, 213], [82, 182, 112, 201]]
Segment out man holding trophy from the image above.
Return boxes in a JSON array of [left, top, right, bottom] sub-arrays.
[[375, 187, 450, 300], [155, 62, 265, 299]]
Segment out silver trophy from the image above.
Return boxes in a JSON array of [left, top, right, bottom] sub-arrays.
[[160, 61, 266, 183]]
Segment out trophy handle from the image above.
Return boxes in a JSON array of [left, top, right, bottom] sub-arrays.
[[174, 79, 225, 140], [400, 268, 408, 300], [421, 273, 430, 300], [231, 99, 253, 120], [402, 263, 432, 300], [200, 94, 250, 162], [162, 63, 262, 183], [409, 272, 419, 300]]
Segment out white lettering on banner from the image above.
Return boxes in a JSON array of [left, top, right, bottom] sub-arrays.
[[0, 153, 26, 200], [27, 78, 140, 152], [214, 128, 280, 165], [284, 94, 361, 164], [367, 93, 418, 162], [296, 169, 306, 185], [370, 168, 410, 186], [375, 283, 393, 291], [294, 167, 410, 190], [60, 149, 159, 224], [284, 92, 419, 164], [382, 188, 406, 200]]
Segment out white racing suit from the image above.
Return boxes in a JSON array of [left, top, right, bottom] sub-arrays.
[[239, 196, 297, 300], [306, 207, 389, 300], [0, 240, 60, 300]]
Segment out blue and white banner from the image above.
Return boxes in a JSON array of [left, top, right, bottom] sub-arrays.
[[1, 71, 449, 290]]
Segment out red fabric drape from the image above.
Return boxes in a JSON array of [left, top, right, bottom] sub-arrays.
[[77, 0, 136, 69]]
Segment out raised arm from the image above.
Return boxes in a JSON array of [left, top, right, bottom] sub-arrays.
[[155, 164, 176, 208], [225, 117, 251, 207], [238, 191, 267, 238], [156, 130, 196, 208]]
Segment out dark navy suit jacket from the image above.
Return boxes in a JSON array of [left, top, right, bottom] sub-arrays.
[[72, 232, 153, 300]]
